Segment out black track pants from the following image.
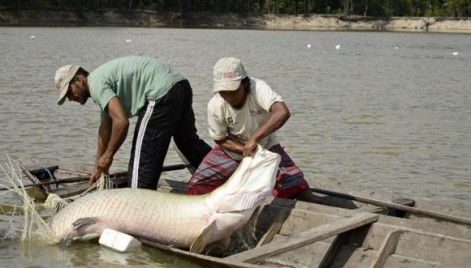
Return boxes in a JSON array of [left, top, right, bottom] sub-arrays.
[[127, 80, 211, 189]]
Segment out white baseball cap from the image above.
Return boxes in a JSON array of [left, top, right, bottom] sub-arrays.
[[54, 65, 80, 105], [212, 57, 247, 92]]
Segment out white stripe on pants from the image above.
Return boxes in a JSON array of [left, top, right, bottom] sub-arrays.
[[131, 100, 155, 188]]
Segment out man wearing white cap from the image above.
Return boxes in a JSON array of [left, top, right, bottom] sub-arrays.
[[54, 56, 211, 189], [187, 57, 316, 202]]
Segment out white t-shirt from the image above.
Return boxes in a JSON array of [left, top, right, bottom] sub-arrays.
[[207, 77, 283, 160]]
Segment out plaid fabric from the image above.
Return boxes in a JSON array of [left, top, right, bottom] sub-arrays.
[[186, 144, 309, 199]]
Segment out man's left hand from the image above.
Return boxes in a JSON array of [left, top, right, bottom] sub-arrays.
[[242, 139, 257, 157]]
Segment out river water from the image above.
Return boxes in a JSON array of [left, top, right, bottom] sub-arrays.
[[0, 27, 470, 267]]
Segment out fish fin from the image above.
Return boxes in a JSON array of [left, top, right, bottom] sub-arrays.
[[189, 220, 216, 253], [67, 217, 101, 241], [72, 233, 100, 241], [72, 217, 99, 231]]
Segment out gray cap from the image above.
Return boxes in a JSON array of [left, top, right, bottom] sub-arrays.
[[54, 65, 80, 105], [212, 57, 247, 92]]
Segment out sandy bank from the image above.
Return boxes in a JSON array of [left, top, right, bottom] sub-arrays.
[[263, 15, 471, 33], [1, 9, 470, 33]]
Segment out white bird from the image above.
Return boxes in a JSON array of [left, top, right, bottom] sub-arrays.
[[307, 44, 311, 49], [126, 39, 132, 43], [452, 52, 459, 56], [30, 35, 35, 39], [335, 44, 341, 50]]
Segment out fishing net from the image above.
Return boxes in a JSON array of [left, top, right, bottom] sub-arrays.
[[0, 156, 116, 243], [43, 193, 69, 212], [0, 156, 53, 242]]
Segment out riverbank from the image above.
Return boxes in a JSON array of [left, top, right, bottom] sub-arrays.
[[1, 9, 470, 33]]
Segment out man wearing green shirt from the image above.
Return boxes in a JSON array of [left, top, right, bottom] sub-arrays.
[[54, 56, 211, 189]]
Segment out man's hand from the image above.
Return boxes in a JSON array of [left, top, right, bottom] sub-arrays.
[[89, 168, 103, 184], [89, 153, 113, 184], [242, 138, 257, 157]]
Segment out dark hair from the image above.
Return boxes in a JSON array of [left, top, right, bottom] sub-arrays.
[[241, 76, 250, 93], [76, 67, 89, 77]]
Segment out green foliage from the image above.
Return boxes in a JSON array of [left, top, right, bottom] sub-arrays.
[[0, 0, 468, 17], [443, 0, 471, 17]]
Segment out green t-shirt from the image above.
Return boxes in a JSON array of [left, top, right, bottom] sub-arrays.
[[88, 56, 186, 120]]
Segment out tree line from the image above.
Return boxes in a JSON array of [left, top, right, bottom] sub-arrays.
[[1, 0, 469, 17]]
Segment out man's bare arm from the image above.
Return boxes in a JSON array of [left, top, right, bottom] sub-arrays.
[[243, 101, 291, 156], [90, 97, 129, 183]]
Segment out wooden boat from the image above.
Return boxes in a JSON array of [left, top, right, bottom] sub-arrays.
[[15, 159, 471, 268]]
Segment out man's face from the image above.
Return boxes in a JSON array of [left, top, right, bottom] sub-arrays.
[[218, 83, 247, 109], [66, 76, 88, 105]]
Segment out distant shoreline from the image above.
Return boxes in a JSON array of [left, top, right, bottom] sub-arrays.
[[1, 9, 470, 33]]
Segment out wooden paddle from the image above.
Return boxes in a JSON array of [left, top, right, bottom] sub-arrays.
[[311, 187, 471, 226]]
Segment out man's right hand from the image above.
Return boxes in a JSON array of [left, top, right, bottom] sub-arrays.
[[90, 152, 114, 184], [89, 164, 110, 185], [89, 168, 103, 185]]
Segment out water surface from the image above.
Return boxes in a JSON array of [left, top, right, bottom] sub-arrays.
[[0, 27, 470, 267]]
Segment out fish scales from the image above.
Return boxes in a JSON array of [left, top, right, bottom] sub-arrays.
[[50, 189, 211, 246]]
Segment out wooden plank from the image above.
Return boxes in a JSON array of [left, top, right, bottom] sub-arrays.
[[256, 207, 291, 247], [392, 228, 471, 263], [329, 245, 440, 268], [317, 232, 349, 268], [264, 239, 332, 268], [226, 212, 378, 263], [139, 238, 263, 268], [370, 230, 402, 268], [277, 207, 342, 237], [437, 254, 471, 268]]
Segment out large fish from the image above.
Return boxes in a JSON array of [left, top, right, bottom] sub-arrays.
[[48, 146, 280, 253]]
